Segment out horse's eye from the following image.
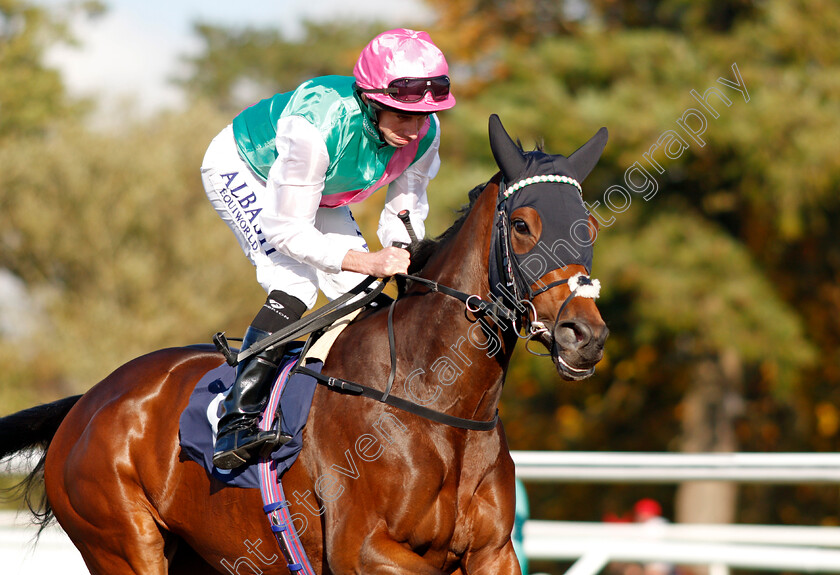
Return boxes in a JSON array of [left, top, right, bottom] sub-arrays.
[[511, 219, 529, 235]]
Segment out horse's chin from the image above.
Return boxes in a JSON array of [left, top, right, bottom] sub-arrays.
[[544, 336, 598, 381], [552, 354, 596, 381], [536, 334, 597, 381]]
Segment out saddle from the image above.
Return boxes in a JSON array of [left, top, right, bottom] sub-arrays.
[[178, 292, 386, 488]]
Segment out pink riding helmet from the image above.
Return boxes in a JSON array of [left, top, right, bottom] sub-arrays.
[[354, 28, 456, 113]]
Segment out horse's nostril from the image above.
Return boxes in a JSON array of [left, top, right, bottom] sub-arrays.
[[573, 322, 592, 345], [555, 321, 592, 349]]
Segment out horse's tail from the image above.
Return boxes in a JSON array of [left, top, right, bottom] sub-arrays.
[[0, 395, 83, 532]]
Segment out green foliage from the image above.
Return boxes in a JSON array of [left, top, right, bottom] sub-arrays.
[[597, 209, 815, 389], [0, 105, 265, 389], [180, 20, 400, 113], [589, 0, 757, 32], [0, 0, 102, 138], [0, 0, 67, 137]]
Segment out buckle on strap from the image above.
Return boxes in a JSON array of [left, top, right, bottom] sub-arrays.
[[264, 501, 289, 514], [326, 376, 352, 390], [213, 332, 238, 366], [297, 367, 363, 394]]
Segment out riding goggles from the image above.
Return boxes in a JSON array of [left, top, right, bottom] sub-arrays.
[[359, 75, 451, 103]]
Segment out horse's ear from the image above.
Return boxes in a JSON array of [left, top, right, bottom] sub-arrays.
[[489, 114, 526, 182], [567, 127, 608, 182]]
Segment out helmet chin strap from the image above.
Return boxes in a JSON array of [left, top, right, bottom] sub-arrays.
[[357, 93, 381, 123], [355, 91, 390, 148]]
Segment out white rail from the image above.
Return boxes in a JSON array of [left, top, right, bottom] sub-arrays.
[[525, 521, 840, 573], [512, 450, 840, 483], [5, 515, 838, 575], [511, 451, 840, 574]]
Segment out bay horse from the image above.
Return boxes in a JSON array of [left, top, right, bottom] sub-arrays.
[[0, 115, 608, 574]]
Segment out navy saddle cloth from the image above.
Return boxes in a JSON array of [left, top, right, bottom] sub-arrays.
[[178, 343, 321, 489]]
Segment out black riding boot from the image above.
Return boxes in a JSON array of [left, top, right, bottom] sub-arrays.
[[213, 291, 306, 470]]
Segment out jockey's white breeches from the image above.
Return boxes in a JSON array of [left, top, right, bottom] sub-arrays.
[[200, 126, 369, 309]]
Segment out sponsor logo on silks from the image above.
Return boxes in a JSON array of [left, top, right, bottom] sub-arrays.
[[361, 112, 381, 142], [219, 171, 275, 256]]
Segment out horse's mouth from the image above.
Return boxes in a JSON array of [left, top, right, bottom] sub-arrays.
[[535, 329, 599, 381], [552, 354, 597, 381]]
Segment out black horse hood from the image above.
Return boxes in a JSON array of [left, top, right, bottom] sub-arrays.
[[487, 114, 608, 289]]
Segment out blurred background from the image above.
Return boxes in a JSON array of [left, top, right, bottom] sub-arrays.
[[1, 0, 839, 573]]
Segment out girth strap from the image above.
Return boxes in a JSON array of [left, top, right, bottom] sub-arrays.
[[294, 365, 499, 432]]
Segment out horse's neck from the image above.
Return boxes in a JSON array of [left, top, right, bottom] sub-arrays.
[[406, 182, 516, 423], [423, 183, 497, 296]]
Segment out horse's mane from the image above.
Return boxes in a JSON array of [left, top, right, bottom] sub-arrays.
[[400, 141, 540, 291], [406, 180, 489, 275], [406, 140, 542, 275]]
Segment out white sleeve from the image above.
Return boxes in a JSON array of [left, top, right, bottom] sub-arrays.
[[377, 115, 440, 248], [258, 115, 351, 274]]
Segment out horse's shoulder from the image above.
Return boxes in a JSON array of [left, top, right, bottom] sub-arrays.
[[329, 301, 390, 353]]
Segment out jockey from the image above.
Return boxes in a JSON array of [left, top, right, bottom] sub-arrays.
[[201, 29, 456, 470]]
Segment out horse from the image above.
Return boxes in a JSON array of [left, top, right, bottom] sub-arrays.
[[0, 114, 608, 574]]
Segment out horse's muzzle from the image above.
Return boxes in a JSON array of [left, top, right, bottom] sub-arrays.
[[550, 318, 609, 381]]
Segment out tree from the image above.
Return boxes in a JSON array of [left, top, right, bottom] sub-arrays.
[[0, 0, 104, 410], [0, 104, 266, 391], [180, 21, 400, 113], [0, 0, 103, 138]]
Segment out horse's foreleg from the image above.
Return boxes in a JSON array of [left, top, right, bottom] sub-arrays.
[[331, 529, 446, 575], [461, 540, 521, 575]]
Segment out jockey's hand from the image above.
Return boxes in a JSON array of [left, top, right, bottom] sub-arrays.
[[341, 247, 410, 277]]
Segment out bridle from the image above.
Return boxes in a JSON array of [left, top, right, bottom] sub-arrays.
[[486, 174, 601, 355], [395, 174, 601, 361]]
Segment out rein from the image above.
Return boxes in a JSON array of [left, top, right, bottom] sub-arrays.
[[219, 175, 600, 432], [216, 275, 387, 365], [395, 273, 519, 324], [293, 273, 504, 432]]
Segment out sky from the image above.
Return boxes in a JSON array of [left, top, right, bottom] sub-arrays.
[[37, 0, 432, 117]]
